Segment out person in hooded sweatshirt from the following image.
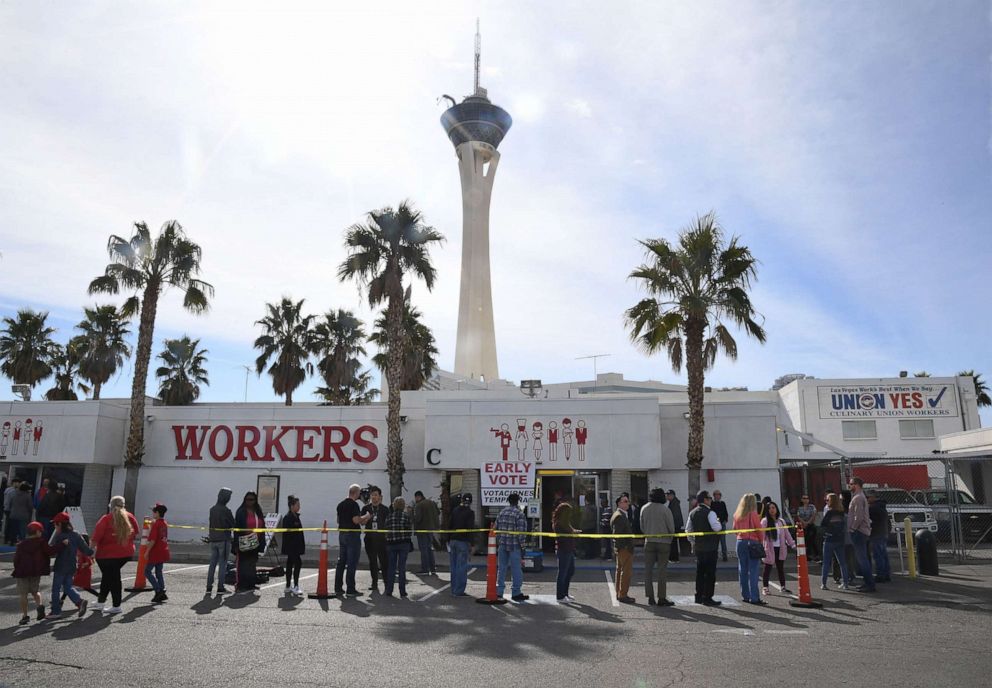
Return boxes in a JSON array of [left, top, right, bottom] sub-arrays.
[[47, 511, 93, 618], [206, 487, 236, 595], [13, 521, 56, 624], [233, 491, 267, 592]]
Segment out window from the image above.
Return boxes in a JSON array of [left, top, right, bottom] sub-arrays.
[[899, 419, 935, 439], [842, 420, 877, 440]]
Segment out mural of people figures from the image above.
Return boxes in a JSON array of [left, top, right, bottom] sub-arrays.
[[547, 421, 559, 461], [22, 419, 33, 456], [576, 419, 588, 461], [32, 419, 43, 455], [490, 423, 512, 461], [515, 419, 529, 461], [0, 421, 10, 459], [531, 421, 543, 462], [562, 418, 573, 461], [12, 420, 22, 456]]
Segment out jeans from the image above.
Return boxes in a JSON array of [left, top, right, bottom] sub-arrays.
[[695, 550, 718, 601], [335, 531, 361, 593], [496, 547, 523, 597], [207, 540, 230, 590], [144, 562, 165, 593], [850, 531, 875, 589], [96, 556, 129, 607], [870, 537, 891, 579], [51, 572, 81, 614], [385, 543, 409, 596], [449, 540, 470, 595], [736, 539, 762, 602], [417, 533, 436, 573], [643, 541, 671, 601], [821, 540, 850, 586], [556, 550, 576, 599]]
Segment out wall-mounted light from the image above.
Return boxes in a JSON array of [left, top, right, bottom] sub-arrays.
[[145, 414, 155, 423], [682, 411, 691, 420]]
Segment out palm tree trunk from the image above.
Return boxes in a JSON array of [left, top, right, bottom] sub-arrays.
[[385, 295, 405, 502], [122, 285, 158, 508], [685, 318, 706, 499], [93, 381, 102, 400]]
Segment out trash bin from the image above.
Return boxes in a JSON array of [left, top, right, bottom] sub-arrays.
[[915, 528, 939, 576]]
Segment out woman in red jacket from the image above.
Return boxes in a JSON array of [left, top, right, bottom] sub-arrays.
[[146, 503, 171, 604], [90, 495, 139, 614]]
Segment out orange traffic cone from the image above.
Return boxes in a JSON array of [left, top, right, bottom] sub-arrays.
[[308, 520, 336, 599], [790, 526, 823, 609], [126, 518, 153, 593], [476, 526, 508, 605]]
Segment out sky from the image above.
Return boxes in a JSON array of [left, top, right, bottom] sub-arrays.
[[1, 1, 989, 425]]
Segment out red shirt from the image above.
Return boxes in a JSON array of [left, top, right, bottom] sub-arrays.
[[92, 512, 140, 559], [147, 518, 171, 564]]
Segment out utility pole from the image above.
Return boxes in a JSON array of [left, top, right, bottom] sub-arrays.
[[576, 354, 611, 388]]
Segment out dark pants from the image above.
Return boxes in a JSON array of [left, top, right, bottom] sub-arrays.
[[96, 557, 129, 607], [870, 537, 891, 580], [285, 554, 302, 588], [695, 550, 718, 601], [763, 550, 787, 587], [335, 531, 361, 593], [556, 550, 576, 599], [417, 533, 436, 573], [850, 531, 876, 590], [804, 524, 819, 559], [385, 543, 409, 596], [365, 536, 388, 585], [236, 550, 259, 590]]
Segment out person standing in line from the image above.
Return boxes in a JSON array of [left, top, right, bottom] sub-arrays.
[[553, 501, 579, 602], [412, 491, 440, 575], [666, 490, 688, 559], [36, 483, 65, 541], [847, 478, 876, 592], [146, 503, 171, 604], [281, 495, 305, 596], [687, 490, 723, 606], [90, 496, 139, 614], [796, 495, 818, 562], [335, 484, 370, 596], [760, 502, 795, 595], [233, 491, 267, 593], [448, 493, 475, 597], [640, 487, 676, 606], [46, 512, 92, 618], [13, 521, 55, 624], [611, 495, 636, 604], [820, 493, 850, 590], [206, 487, 235, 595], [495, 492, 529, 602], [9, 482, 34, 543], [384, 496, 413, 598], [867, 489, 891, 582], [599, 497, 614, 560], [4, 478, 23, 545], [733, 494, 765, 605], [361, 487, 390, 592], [711, 490, 729, 562]]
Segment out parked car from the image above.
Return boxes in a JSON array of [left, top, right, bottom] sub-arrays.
[[910, 489, 992, 543], [871, 488, 938, 543]]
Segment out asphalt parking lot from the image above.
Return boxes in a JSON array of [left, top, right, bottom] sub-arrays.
[[2, 555, 991, 688]]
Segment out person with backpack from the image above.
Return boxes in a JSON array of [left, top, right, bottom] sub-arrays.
[[47, 512, 92, 618], [280, 495, 305, 596]]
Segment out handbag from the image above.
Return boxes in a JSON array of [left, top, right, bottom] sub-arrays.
[[747, 540, 765, 559], [238, 532, 259, 552]]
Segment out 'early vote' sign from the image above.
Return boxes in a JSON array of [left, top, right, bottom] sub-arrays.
[[481, 461, 535, 506]]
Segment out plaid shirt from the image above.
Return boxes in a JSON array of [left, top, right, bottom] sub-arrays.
[[495, 505, 528, 550], [385, 510, 413, 545]]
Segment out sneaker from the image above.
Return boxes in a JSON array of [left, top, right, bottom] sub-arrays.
[[840, 583, 850, 591], [820, 583, 828, 590], [46, 611, 62, 619], [399, 592, 408, 598], [206, 586, 213, 595], [565, 595, 577, 602], [217, 587, 229, 594], [91, 602, 105, 611], [512, 594, 530, 602], [702, 598, 722, 607], [647, 598, 656, 606], [762, 587, 770, 595], [285, 587, 293, 595], [105, 606, 123, 614], [292, 586, 302, 596], [19, 615, 29, 625], [36, 605, 46, 621], [781, 588, 792, 595], [345, 590, 363, 597], [856, 585, 876, 593], [618, 596, 636, 604], [659, 599, 675, 607], [748, 599, 768, 606], [78, 600, 88, 617], [160, 592, 168, 601]]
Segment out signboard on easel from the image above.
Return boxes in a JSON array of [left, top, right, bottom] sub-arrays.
[[64, 507, 88, 535]]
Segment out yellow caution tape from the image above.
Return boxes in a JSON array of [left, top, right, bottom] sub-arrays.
[[169, 524, 792, 538]]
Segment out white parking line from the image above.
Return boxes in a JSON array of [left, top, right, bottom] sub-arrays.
[[121, 564, 208, 583], [261, 573, 318, 591], [604, 570, 620, 607], [765, 630, 809, 635], [417, 583, 451, 601]]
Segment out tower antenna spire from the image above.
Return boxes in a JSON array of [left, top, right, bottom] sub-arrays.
[[474, 18, 481, 95]]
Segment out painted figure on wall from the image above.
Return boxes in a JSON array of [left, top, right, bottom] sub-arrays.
[[576, 420, 588, 461], [32, 419, 43, 455], [490, 423, 512, 461], [547, 421, 559, 461], [12, 421, 22, 456], [22, 419, 33, 456], [0, 421, 9, 459], [531, 421, 543, 463], [562, 418, 573, 461], [515, 419, 529, 461]]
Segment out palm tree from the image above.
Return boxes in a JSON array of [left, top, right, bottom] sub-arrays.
[[625, 213, 766, 497], [958, 370, 991, 408], [45, 337, 91, 401], [0, 309, 59, 389], [253, 297, 315, 406], [369, 296, 439, 391], [89, 221, 213, 506], [338, 202, 444, 500], [311, 309, 377, 405], [75, 304, 132, 400], [156, 336, 209, 405]]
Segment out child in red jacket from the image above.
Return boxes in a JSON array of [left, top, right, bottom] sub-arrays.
[[13, 521, 56, 624], [146, 503, 171, 603]]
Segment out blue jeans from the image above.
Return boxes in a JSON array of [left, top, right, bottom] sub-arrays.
[[385, 543, 409, 596], [207, 540, 230, 590], [821, 540, 850, 586], [736, 539, 762, 602], [417, 533, 436, 573], [449, 540, 470, 595], [335, 531, 362, 593], [850, 531, 875, 589], [496, 547, 523, 597], [556, 550, 576, 599], [870, 537, 891, 579], [51, 572, 81, 614], [145, 562, 165, 593], [719, 530, 728, 558]]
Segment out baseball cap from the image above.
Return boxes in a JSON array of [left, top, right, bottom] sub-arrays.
[[27, 521, 44, 535], [52, 512, 71, 524]]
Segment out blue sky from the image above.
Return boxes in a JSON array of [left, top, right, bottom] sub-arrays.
[[1, 1, 989, 425]]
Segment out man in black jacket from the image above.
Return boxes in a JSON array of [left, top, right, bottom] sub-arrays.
[[361, 487, 390, 592], [206, 488, 235, 594], [687, 490, 723, 606], [448, 494, 476, 597], [710, 490, 729, 562]]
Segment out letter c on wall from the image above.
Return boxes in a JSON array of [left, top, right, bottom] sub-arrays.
[[426, 448, 441, 466]]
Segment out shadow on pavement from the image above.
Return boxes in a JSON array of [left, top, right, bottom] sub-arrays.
[[191, 593, 226, 615]]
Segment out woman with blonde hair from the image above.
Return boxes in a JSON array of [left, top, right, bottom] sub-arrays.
[[733, 493, 765, 604], [90, 495, 139, 614]]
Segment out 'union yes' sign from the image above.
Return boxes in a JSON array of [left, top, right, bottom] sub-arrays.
[[172, 424, 380, 463]]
